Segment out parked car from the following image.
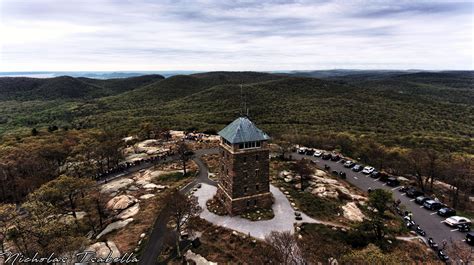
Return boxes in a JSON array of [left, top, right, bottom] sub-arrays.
[[423, 200, 444, 211], [343, 160, 355, 168], [305, 149, 315, 156], [406, 188, 424, 198], [369, 171, 380, 178], [457, 223, 471, 232], [339, 159, 347, 164], [313, 150, 322, 157], [386, 177, 400, 187], [322, 153, 332, 160], [415, 196, 432, 205], [437, 207, 456, 217], [352, 164, 363, 172], [466, 232, 474, 246], [330, 154, 341, 161], [362, 166, 375, 174], [331, 170, 339, 175], [398, 186, 410, 193], [297, 148, 306, 154], [444, 216, 472, 227]]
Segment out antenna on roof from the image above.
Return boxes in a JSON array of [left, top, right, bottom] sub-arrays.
[[240, 84, 243, 116], [239, 83, 250, 118]]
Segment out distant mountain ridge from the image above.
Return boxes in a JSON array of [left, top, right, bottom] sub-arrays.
[[0, 70, 472, 154], [0, 74, 164, 100]]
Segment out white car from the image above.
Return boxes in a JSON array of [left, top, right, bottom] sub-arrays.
[[362, 166, 375, 174], [297, 147, 307, 154], [444, 216, 472, 227], [313, 150, 322, 157]]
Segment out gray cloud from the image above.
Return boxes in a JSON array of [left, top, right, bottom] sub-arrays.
[[0, 0, 472, 71]]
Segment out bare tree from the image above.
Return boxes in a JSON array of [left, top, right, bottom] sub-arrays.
[[264, 231, 305, 265], [447, 239, 473, 264], [177, 141, 192, 176], [166, 192, 201, 257], [292, 159, 312, 191]]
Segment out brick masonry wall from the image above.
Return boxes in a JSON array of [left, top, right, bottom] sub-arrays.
[[216, 141, 273, 215]]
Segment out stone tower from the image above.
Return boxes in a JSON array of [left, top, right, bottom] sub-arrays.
[[215, 117, 273, 215]]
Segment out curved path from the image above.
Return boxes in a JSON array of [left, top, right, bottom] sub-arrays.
[[138, 147, 218, 265]]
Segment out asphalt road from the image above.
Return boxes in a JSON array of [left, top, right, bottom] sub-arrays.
[[138, 147, 218, 265], [290, 152, 467, 247]]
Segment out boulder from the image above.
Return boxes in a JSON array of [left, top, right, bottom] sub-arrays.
[[117, 203, 140, 220], [96, 218, 134, 239], [314, 169, 327, 177], [106, 195, 137, 211], [185, 250, 217, 265], [140, 194, 155, 200], [311, 187, 326, 194], [127, 185, 139, 191], [311, 176, 338, 184], [143, 183, 160, 190], [86, 241, 121, 260], [101, 178, 134, 193], [342, 202, 365, 222]]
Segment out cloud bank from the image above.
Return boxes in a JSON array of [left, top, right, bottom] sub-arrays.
[[0, 0, 472, 71]]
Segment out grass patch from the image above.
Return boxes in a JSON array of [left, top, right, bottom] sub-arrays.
[[240, 208, 274, 221]]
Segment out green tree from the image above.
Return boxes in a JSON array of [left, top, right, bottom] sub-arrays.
[[368, 189, 394, 217], [29, 175, 94, 220]]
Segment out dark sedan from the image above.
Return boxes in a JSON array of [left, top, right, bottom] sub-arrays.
[[415, 196, 432, 205], [352, 164, 363, 172], [321, 153, 332, 160], [437, 207, 456, 217], [406, 188, 424, 198], [370, 171, 380, 178]]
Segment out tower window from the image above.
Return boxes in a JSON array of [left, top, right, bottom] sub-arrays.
[[243, 157, 247, 163], [256, 184, 259, 190], [244, 186, 248, 193], [254, 199, 257, 205], [246, 201, 250, 207], [256, 141, 261, 147], [256, 155, 259, 161], [255, 169, 259, 177]]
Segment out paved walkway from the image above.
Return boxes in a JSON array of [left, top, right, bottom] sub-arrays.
[[194, 183, 318, 239]]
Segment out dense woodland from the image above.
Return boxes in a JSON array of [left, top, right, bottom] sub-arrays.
[[0, 71, 472, 206], [0, 71, 472, 262]]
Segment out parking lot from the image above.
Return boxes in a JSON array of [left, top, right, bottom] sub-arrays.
[[290, 150, 468, 248]]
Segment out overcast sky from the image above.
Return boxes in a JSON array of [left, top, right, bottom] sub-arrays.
[[0, 0, 472, 71]]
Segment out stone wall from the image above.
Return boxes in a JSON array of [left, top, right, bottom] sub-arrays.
[[216, 141, 272, 215]]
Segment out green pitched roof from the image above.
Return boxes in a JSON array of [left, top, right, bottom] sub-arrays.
[[218, 117, 270, 144]]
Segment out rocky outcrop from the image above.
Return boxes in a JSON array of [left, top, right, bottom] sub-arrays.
[[139, 194, 155, 200], [85, 241, 121, 259], [117, 203, 140, 220], [102, 178, 134, 193], [106, 195, 138, 211], [341, 202, 365, 222], [185, 250, 217, 265], [96, 218, 134, 239]]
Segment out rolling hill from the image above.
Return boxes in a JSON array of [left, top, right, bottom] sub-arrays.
[[0, 71, 472, 153]]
